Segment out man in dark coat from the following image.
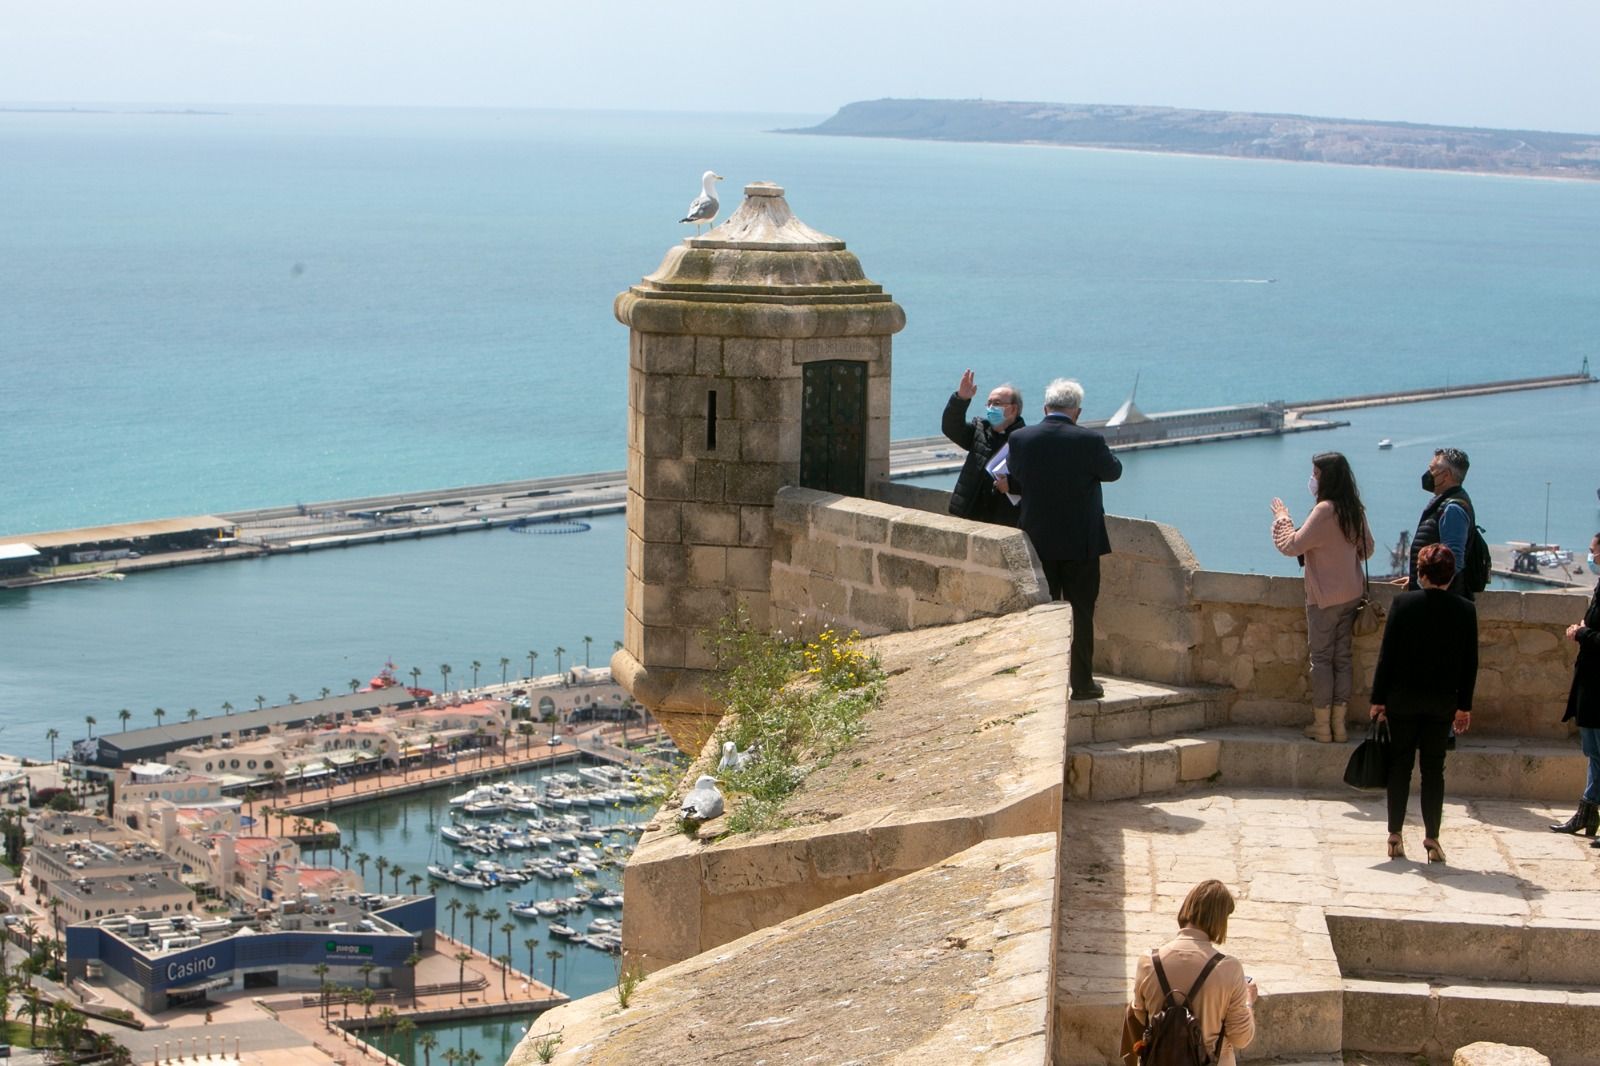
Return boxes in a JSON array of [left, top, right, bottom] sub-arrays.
[[1003, 377, 1122, 700], [1552, 531, 1600, 842], [940, 370, 1023, 526], [1404, 447, 1477, 598]]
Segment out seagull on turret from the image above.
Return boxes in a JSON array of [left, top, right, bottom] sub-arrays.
[[718, 740, 756, 773], [680, 170, 724, 234]]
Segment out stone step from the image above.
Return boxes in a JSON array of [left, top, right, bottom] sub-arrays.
[[1343, 975, 1600, 1064], [1068, 728, 1587, 803], [1327, 910, 1600, 987], [1066, 676, 1231, 745]]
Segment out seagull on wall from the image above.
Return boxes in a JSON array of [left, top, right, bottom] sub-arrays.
[[680, 775, 725, 822], [680, 170, 724, 234]]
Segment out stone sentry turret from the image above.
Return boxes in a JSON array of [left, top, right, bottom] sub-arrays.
[[612, 182, 905, 751]]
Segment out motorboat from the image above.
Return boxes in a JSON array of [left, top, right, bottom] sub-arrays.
[[533, 900, 563, 918], [548, 923, 582, 941], [588, 893, 624, 910], [1378, 439, 1393, 450], [509, 901, 542, 919], [584, 934, 622, 954], [587, 918, 619, 934]]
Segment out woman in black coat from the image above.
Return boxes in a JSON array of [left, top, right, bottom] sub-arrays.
[[1551, 531, 1600, 843], [1368, 543, 1478, 863]]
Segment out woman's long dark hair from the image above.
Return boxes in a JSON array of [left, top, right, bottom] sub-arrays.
[[1313, 452, 1367, 546]]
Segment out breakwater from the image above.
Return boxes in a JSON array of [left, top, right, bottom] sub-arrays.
[[1, 373, 1591, 586]]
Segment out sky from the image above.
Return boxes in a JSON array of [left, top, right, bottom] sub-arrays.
[[2, 1, 1599, 133]]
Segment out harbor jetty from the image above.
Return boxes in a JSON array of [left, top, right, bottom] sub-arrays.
[[1, 372, 1591, 588]]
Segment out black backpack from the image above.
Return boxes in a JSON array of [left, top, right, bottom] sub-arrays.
[[1139, 950, 1226, 1066], [1463, 521, 1491, 594]]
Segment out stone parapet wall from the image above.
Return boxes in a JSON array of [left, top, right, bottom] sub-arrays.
[[812, 489, 1585, 735], [768, 485, 1050, 637], [1189, 572, 1586, 737]]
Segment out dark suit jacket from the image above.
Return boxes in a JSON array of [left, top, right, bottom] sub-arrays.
[[1369, 588, 1478, 716], [1563, 579, 1600, 728], [1005, 413, 1123, 561]]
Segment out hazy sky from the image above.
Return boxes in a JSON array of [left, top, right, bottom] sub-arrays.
[[3, 1, 1598, 132]]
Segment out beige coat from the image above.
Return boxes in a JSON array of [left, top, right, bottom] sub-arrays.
[[1130, 928, 1255, 1066], [1273, 500, 1375, 608]]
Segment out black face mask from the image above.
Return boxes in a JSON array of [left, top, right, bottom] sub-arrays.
[[1421, 470, 1436, 493]]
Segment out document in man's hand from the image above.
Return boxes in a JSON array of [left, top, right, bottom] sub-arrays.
[[984, 444, 1021, 504]]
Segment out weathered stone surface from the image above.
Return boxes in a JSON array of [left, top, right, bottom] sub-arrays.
[[623, 607, 1069, 969], [1453, 1042, 1554, 1066], [517, 833, 1056, 1066]]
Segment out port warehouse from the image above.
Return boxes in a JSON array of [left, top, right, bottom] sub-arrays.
[[0, 515, 239, 565], [84, 689, 430, 771], [65, 895, 436, 1012]]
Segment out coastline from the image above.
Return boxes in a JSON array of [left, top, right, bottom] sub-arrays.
[[777, 129, 1600, 185]]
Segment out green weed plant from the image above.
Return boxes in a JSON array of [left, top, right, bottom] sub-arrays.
[[704, 609, 884, 834]]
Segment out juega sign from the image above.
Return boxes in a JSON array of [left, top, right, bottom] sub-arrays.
[[167, 954, 220, 983], [325, 941, 374, 957]]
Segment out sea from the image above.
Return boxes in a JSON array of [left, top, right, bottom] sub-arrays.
[[3, 104, 1600, 1054]]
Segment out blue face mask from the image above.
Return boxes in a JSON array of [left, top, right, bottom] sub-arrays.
[[1588, 551, 1600, 575], [983, 405, 1006, 426]]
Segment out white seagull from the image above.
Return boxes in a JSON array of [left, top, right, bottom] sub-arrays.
[[680, 775, 725, 821], [718, 740, 755, 773], [680, 170, 724, 234]]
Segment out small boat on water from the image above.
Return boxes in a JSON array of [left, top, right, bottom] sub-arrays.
[[533, 900, 563, 918], [1377, 439, 1393, 450], [584, 933, 622, 954], [509, 901, 542, 919], [588, 893, 624, 910], [548, 923, 582, 941]]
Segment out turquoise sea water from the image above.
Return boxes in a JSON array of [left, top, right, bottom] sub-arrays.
[[4, 103, 1600, 1066]]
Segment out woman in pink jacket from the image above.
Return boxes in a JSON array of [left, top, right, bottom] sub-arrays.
[[1271, 452, 1375, 742]]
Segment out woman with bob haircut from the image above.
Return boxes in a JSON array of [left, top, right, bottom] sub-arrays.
[[1128, 880, 1257, 1066], [1369, 542, 1479, 863], [1271, 451, 1376, 743]]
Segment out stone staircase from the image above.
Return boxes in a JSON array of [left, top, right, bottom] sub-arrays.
[[1055, 675, 1596, 1065]]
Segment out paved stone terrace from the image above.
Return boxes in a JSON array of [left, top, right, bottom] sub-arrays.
[[1056, 788, 1600, 1063]]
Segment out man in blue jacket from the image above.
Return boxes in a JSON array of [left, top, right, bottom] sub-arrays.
[[941, 370, 1024, 526], [1003, 378, 1122, 700]]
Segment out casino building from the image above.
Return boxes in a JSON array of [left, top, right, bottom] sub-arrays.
[[65, 892, 435, 1012]]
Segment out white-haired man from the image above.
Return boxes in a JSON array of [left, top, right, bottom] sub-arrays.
[[1003, 378, 1122, 700]]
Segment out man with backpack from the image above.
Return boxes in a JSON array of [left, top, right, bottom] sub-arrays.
[[1402, 447, 1489, 599], [1125, 880, 1257, 1066]]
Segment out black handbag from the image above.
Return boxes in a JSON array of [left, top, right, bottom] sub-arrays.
[[1344, 719, 1391, 790]]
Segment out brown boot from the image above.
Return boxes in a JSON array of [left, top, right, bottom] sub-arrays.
[[1330, 703, 1349, 743], [1303, 706, 1332, 743]]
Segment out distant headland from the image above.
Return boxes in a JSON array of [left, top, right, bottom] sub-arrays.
[[783, 99, 1600, 181]]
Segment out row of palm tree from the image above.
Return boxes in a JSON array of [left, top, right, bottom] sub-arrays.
[[50, 637, 629, 757]]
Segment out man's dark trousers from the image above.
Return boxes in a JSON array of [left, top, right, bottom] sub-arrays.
[[1042, 557, 1100, 691]]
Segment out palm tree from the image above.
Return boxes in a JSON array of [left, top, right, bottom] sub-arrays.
[[395, 1017, 415, 1058], [153, 707, 166, 726], [481, 908, 502, 953], [445, 898, 462, 941], [287, 693, 299, 705], [501, 921, 515, 965], [524, 937, 538, 983], [374, 855, 389, 890], [583, 635, 593, 667], [471, 660, 482, 689], [313, 963, 330, 1020], [439, 663, 452, 692], [186, 708, 199, 722], [554, 646, 566, 675], [117, 709, 132, 731], [499, 657, 511, 685], [85, 715, 97, 738], [376, 1006, 396, 1055], [418, 1031, 438, 1066], [407, 872, 422, 896], [519, 722, 534, 753], [526, 650, 538, 679], [389, 864, 404, 894], [464, 902, 480, 946], [546, 948, 563, 989], [221, 701, 233, 716], [320, 686, 331, 700], [359, 986, 375, 1024], [455, 951, 473, 1005], [348, 679, 361, 694], [496, 954, 511, 998], [356, 851, 371, 878], [359, 961, 376, 990], [442, 1048, 460, 1066], [255, 695, 266, 711], [409, 667, 422, 692], [45, 728, 59, 762], [339, 845, 352, 869]]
